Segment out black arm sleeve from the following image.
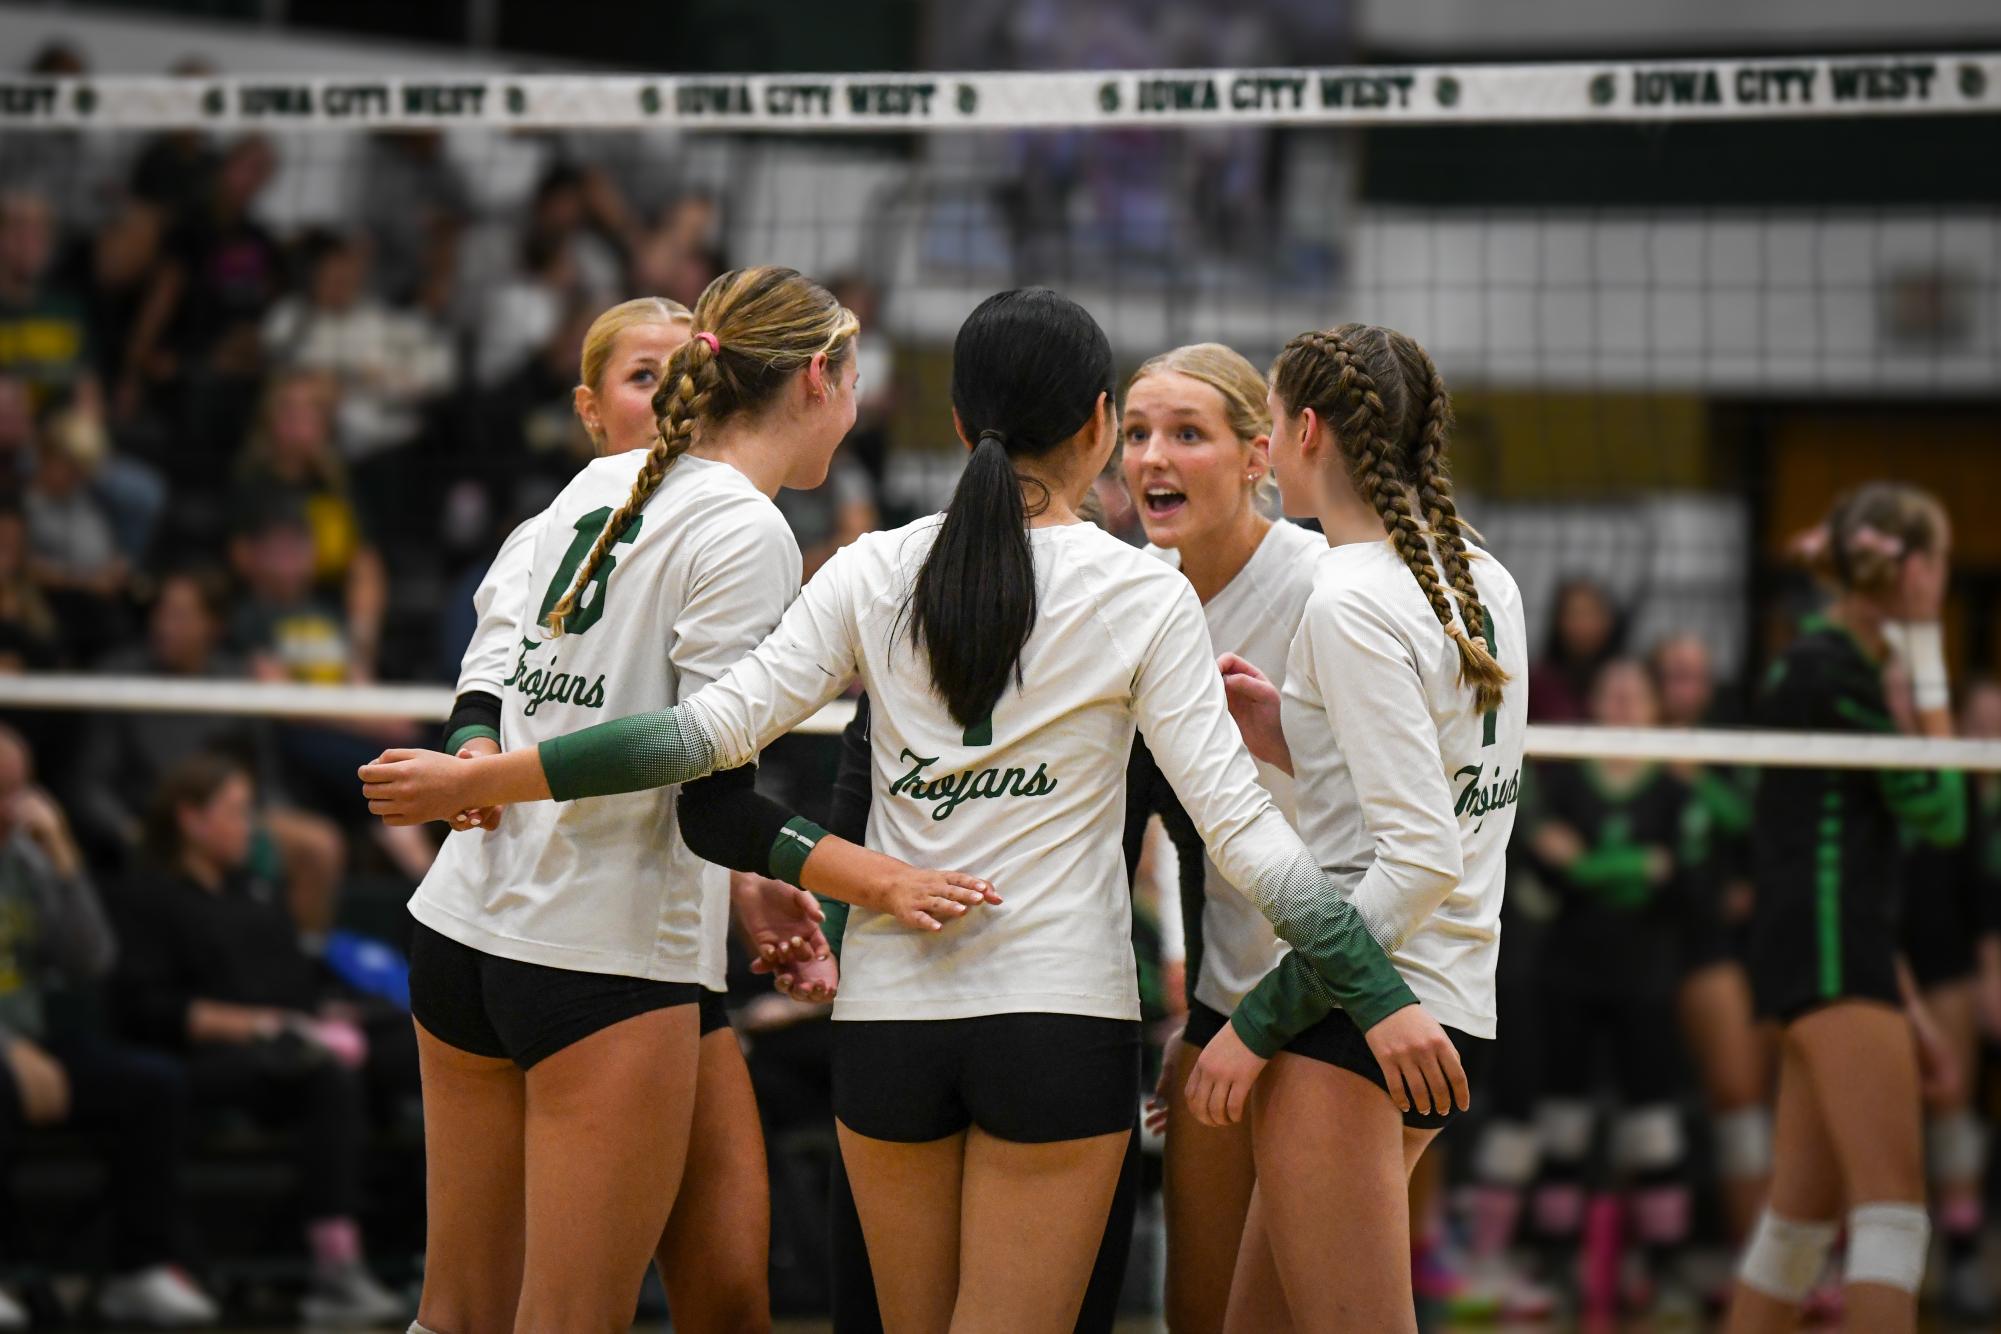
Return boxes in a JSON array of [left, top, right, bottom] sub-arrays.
[[827, 693, 874, 844], [1125, 735, 1208, 1011], [443, 690, 503, 754], [677, 764, 822, 881]]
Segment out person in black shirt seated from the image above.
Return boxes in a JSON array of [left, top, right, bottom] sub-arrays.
[[112, 753, 409, 1327]]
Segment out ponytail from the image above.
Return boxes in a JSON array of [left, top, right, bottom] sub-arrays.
[[908, 288, 1113, 728], [912, 430, 1037, 726]]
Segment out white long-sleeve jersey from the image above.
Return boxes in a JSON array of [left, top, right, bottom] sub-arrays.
[[1279, 538, 1528, 1038], [411, 452, 801, 986]]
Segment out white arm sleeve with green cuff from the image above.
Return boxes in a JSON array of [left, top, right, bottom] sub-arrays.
[[1131, 583, 1414, 1031]]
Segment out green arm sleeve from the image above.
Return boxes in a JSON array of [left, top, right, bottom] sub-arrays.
[[1230, 952, 1340, 1057], [1567, 845, 1656, 890], [814, 895, 851, 961], [538, 707, 717, 802], [1880, 766, 1967, 849], [1251, 853, 1419, 1038]]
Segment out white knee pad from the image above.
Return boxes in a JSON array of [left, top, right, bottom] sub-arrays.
[[1737, 1209, 1838, 1303], [1535, 1099, 1594, 1162], [1927, 1109, 1988, 1184], [1714, 1106, 1773, 1181], [1475, 1118, 1541, 1187], [409, 1324, 442, 1334], [1612, 1104, 1684, 1174], [1845, 1202, 1930, 1294]]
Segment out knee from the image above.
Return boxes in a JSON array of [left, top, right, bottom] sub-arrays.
[[1612, 1104, 1685, 1181], [1738, 1208, 1839, 1303], [1845, 1201, 1929, 1295], [1713, 1105, 1773, 1182]]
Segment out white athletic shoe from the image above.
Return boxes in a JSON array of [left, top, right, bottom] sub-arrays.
[[299, 1263, 407, 1327], [98, 1265, 221, 1327], [0, 1286, 26, 1330]]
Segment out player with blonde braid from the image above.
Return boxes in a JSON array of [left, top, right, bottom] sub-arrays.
[[385, 267, 996, 1333], [1188, 322, 1526, 1332]]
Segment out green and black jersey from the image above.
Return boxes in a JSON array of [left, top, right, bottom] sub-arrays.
[[1522, 760, 1699, 999], [1750, 617, 1965, 1018]]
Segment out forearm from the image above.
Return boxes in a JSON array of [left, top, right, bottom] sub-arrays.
[[455, 747, 557, 807], [1248, 847, 1416, 1031], [188, 999, 287, 1044], [538, 707, 718, 801]]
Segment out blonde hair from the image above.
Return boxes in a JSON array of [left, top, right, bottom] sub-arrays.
[[1127, 342, 1271, 444], [1271, 323, 1509, 714], [1798, 481, 1948, 597], [546, 268, 857, 635], [578, 296, 693, 400]]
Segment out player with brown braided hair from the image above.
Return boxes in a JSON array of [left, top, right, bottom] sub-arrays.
[[1186, 322, 1526, 1332], [385, 267, 996, 1332]]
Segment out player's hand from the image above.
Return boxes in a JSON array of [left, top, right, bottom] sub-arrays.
[[1145, 1027, 1185, 1135], [360, 749, 474, 826], [1363, 1003, 1469, 1117], [448, 737, 504, 833], [1218, 653, 1291, 773], [733, 873, 830, 969], [867, 866, 1001, 933], [770, 952, 839, 1004], [1184, 1022, 1267, 1127], [1898, 547, 1948, 623]]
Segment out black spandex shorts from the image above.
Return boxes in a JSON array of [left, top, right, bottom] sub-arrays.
[[1750, 887, 1901, 1023], [833, 1014, 1141, 1144], [1181, 998, 1230, 1049], [409, 921, 703, 1069], [1282, 1007, 1490, 1131], [698, 990, 732, 1037]]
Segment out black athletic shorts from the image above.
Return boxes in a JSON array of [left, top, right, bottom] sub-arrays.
[[1281, 1007, 1489, 1131], [409, 921, 704, 1069], [1180, 998, 1229, 1049], [1901, 872, 1981, 991], [698, 990, 733, 1037], [833, 1014, 1141, 1144], [1750, 885, 1901, 1023]]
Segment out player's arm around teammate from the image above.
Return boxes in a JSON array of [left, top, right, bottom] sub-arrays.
[[1184, 325, 1527, 1334]]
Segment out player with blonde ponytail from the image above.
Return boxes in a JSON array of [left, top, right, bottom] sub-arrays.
[[1187, 322, 1527, 1331], [380, 268, 995, 1333]]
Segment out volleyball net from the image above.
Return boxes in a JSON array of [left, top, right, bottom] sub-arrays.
[[1, 53, 1999, 773]]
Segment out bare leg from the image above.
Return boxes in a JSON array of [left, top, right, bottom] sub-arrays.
[[1163, 1038, 1257, 1333], [949, 1126, 1129, 1334], [654, 1028, 771, 1333], [1221, 1189, 1293, 1334], [412, 1019, 526, 1334], [514, 1005, 700, 1333], [1243, 1054, 1417, 1334], [838, 1122, 966, 1334]]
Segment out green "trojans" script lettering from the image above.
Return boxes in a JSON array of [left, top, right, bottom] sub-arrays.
[[890, 748, 1058, 821], [1454, 765, 1521, 824], [502, 640, 608, 716]]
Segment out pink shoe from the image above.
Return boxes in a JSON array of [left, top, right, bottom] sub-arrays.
[[1580, 1194, 1624, 1322]]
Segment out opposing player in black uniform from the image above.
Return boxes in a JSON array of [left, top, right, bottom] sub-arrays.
[[1727, 483, 1966, 1334]]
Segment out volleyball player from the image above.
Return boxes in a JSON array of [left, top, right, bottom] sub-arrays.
[[438, 292, 836, 1333], [1726, 483, 1965, 1334], [1121, 342, 1322, 1332], [1184, 323, 1527, 1333], [362, 288, 1465, 1332], [384, 268, 995, 1334]]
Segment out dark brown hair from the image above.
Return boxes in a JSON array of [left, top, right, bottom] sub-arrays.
[[142, 752, 249, 869], [1270, 322, 1508, 714]]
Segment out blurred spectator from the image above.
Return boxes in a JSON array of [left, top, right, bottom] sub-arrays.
[[0, 726, 219, 1328], [260, 231, 456, 465], [0, 376, 28, 500], [112, 754, 409, 1327], [475, 230, 580, 389], [127, 59, 220, 227], [774, 460, 878, 583], [229, 504, 353, 687], [355, 132, 470, 306], [0, 506, 59, 674], [72, 570, 347, 931], [632, 192, 723, 311], [123, 136, 282, 419], [233, 372, 387, 672], [474, 298, 598, 516], [0, 190, 91, 405], [1528, 577, 1625, 723], [24, 406, 128, 664], [63, 201, 165, 396]]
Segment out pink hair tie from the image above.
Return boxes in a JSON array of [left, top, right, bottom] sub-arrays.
[[694, 331, 720, 354]]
